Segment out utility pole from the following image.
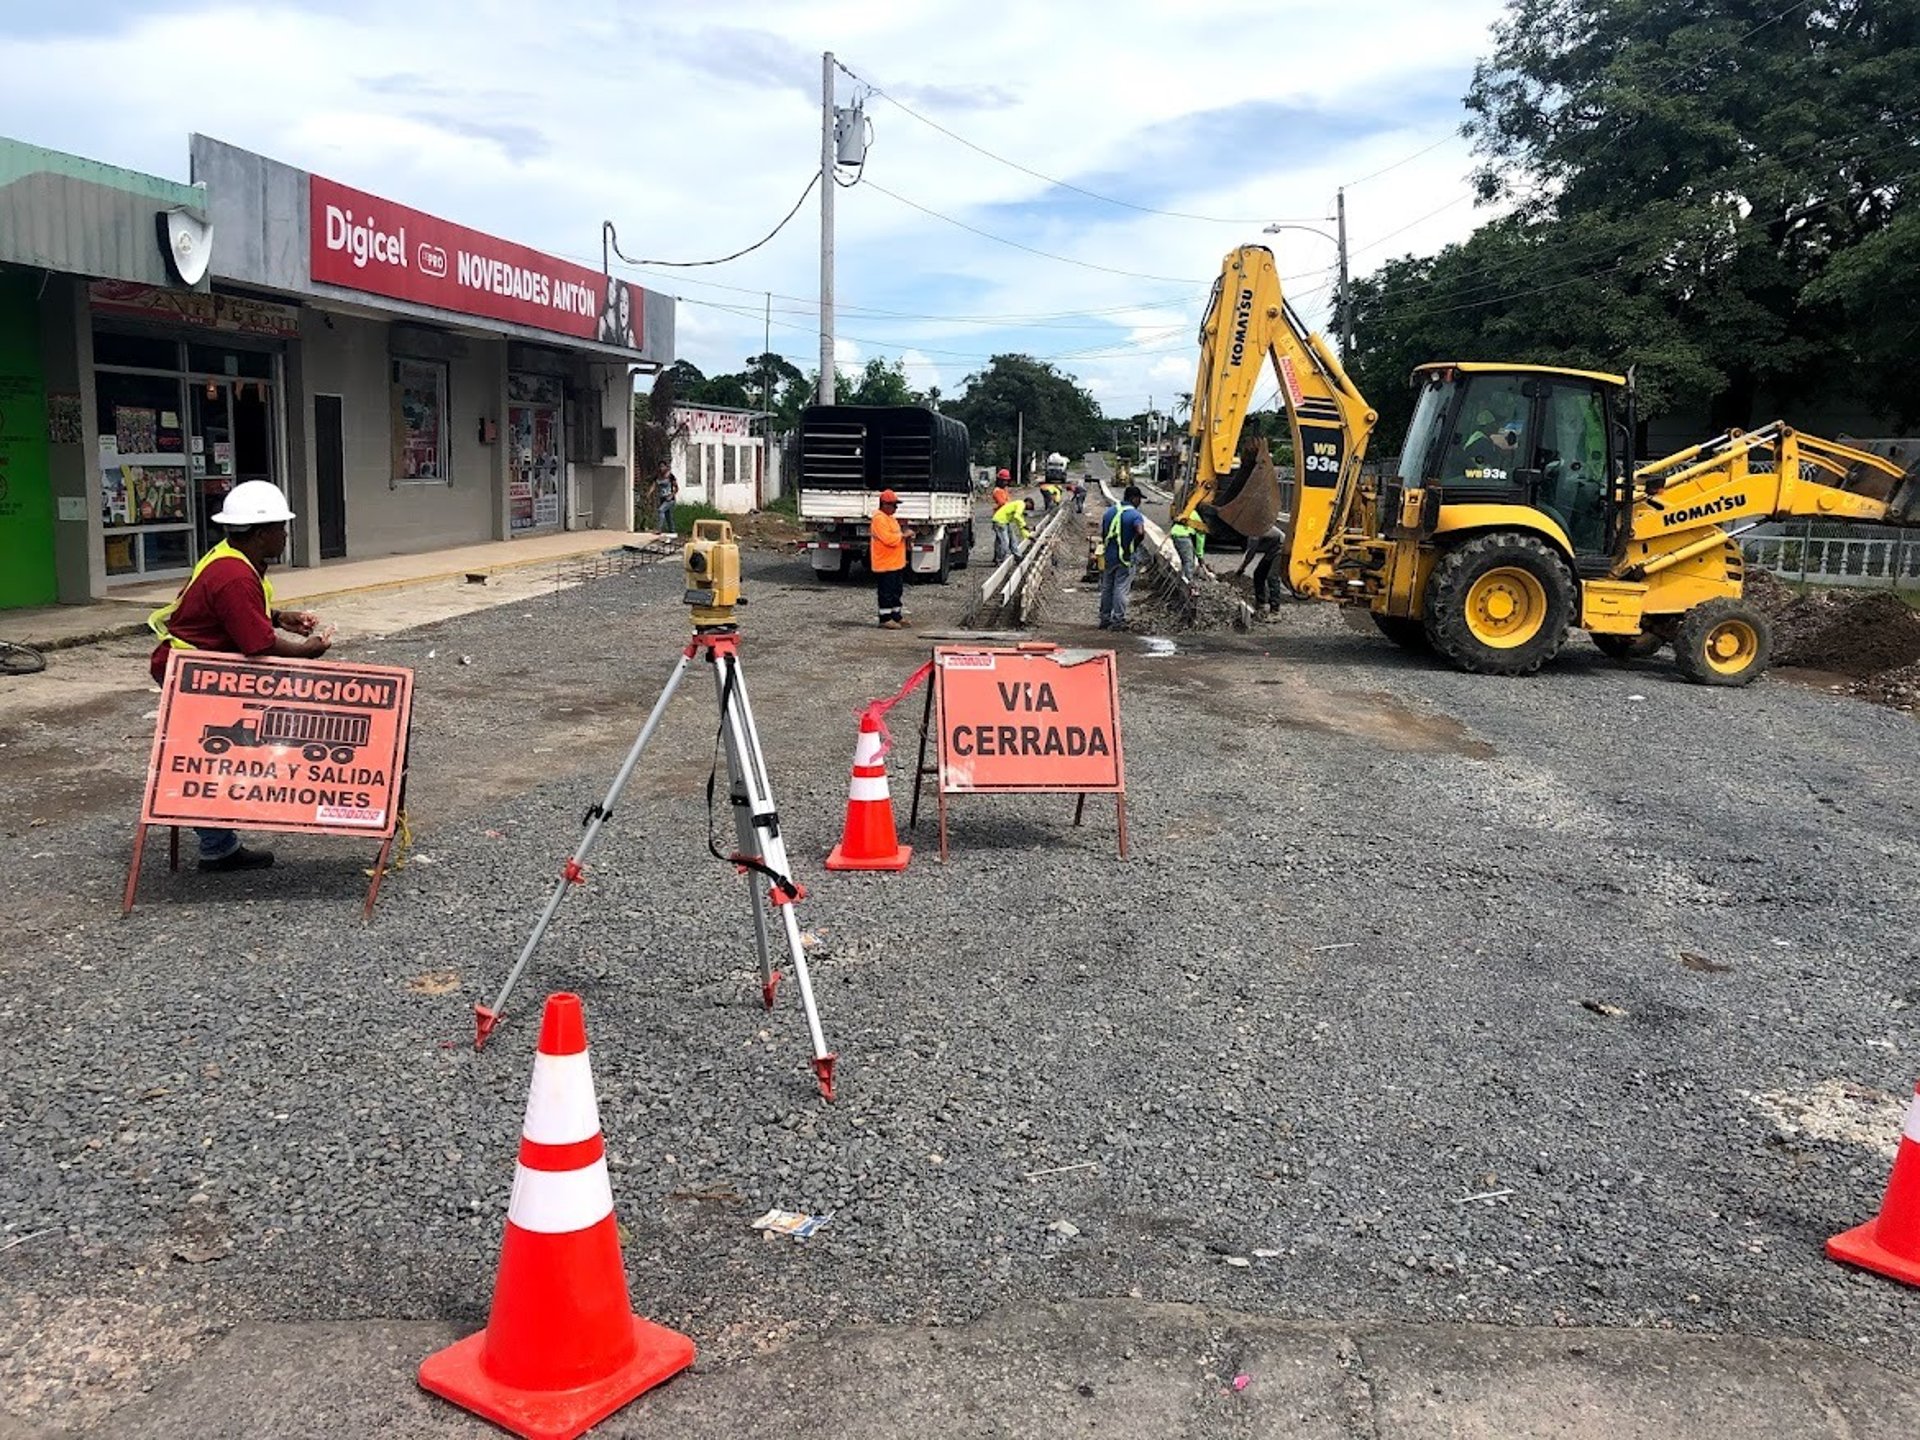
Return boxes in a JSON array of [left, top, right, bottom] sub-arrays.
[[1015, 411, 1024, 482], [1335, 186, 1352, 362], [819, 51, 836, 405]]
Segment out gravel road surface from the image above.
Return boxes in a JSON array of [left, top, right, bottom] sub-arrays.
[[3, 509, 1917, 1432]]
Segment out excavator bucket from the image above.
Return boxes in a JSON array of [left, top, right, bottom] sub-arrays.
[[1888, 469, 1920, 526], [1212, 437, 1284, 540]]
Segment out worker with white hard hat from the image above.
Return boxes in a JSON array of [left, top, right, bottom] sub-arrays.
[[147, 480, 332, 872]]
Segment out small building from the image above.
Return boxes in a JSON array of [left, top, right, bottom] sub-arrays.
[[670, 405, 779, 513], [0, 131, 675, 611]]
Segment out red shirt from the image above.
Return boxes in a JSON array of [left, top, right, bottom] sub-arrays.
[[148, 555, 277, 684]]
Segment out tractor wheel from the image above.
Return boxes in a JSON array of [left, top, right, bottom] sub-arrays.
[[303, 744, 329, 762], [1674, 598, 1772, 686], [1370, 611, 1432, 653], [1593, 632, 1664, 662], [1423, 531, 1574, 676]]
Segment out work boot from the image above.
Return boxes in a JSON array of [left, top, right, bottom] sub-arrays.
[[880, 619, 904, 630], [200, 845, 275, 872]]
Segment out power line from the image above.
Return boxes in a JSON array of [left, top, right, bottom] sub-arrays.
[[605, 173, 819, 268], [1343, 132, 1464, 189], [846, 62, 1318, 226], [862, 180, 1209, 284]]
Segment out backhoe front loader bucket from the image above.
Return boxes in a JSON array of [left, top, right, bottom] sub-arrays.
[[1212, 436, 1284, 540]]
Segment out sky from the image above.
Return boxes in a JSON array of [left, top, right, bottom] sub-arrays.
[[0, 0, 1513, 418]]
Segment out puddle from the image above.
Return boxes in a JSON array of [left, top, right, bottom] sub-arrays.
[[1140, 636, 1179, 658]]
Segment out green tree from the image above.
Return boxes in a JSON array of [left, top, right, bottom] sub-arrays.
[[1451, 0, 1920, 428], [841, 356, 921, 407], [946, 355, 1105, 466]]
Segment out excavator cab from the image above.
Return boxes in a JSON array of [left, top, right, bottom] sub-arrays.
[[1388, 364, 1629, 564]]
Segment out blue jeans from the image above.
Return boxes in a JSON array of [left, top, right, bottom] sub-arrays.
[[195, 827, 240, 861], [1099, 560, 1134, 627], [658, 500, 676, 535]]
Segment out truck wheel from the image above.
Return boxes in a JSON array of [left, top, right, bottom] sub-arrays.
[[331, 746, 357, 764], [1593, 632, 1664, 661], [839, 552, 856, 581], [303, 743, 329, 762], [203, 735, 231, 755], [1673, 598, 1772, 686], [934, 541, 953, 585], [1423, 531, 1573, 676], [1370, 611, 1432, 653]]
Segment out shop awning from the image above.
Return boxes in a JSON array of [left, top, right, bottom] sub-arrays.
[[0, 135, 209, 289]]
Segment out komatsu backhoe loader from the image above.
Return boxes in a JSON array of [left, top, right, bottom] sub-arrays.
[[1172, 246, 1920, 685]]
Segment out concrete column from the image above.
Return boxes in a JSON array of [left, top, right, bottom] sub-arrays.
[[282, 311, 319, 568], [37, 276, 106, 603]]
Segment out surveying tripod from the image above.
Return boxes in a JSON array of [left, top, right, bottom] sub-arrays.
[[474, 522, 836, 1100]]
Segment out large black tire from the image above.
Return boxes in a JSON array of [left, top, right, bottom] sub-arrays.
[[1673, 597, 1773, 686], [1370, 611, 1432, 653], [1593, 632, 1664, 661], [1423, 531, 1575, 676]]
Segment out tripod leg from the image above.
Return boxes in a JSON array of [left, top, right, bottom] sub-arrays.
[[726, 744, 779, 1009], [712, 650, 838, 1099], [476, 646, 697, 1048]]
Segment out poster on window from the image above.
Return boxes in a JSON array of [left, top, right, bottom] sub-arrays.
[[508, 403, 560, 531], [394, 360, 446, 482], [101, 462, 188, 525]]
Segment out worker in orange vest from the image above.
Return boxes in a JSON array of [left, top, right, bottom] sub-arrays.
[[870, 488, 914, 629]]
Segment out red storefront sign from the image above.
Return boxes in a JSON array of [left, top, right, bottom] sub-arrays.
[[308, 175, 640, 350]]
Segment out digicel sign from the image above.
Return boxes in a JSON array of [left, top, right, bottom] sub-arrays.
[[308, 175, 640, 350]]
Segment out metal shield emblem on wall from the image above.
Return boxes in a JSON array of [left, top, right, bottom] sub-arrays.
[[157, 208, 213, 286]]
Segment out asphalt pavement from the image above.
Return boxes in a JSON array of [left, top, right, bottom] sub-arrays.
[[3, 498, 1919, 1434]]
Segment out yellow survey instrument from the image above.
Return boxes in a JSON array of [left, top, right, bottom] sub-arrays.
[[684, 518, 743, 626]]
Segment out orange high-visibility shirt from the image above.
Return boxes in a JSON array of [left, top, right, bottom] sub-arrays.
[[870, 511, 907, 572]]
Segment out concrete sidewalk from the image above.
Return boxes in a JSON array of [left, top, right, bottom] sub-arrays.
[[73, 1301, 1920, 1440], [0, 531, 663, 652]]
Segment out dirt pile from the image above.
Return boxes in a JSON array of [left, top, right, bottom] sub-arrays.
[[1744, 570, 1920, 677], [1744, 569, 1920, 711]]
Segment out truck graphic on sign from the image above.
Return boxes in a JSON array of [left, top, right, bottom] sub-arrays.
[[200, 702, 370, 764]]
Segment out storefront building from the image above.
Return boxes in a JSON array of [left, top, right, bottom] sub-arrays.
[[0, 132, 673, 610]]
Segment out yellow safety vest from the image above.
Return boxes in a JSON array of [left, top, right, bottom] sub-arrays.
[[993, 499, 1030, 538], [148, 540, 275, 651]]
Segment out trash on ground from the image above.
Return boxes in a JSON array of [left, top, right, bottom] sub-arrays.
[[1455, 1187, 1515, 1205], [1024, 1161, 1100, 1181], [1580, 999, 1627, 1018], [1679, 950, 1733, 973], [1223, 1255, 1252, 1268], [1046, 1219, 1081, 1239], [751, 1208, 830, 1240], [1232, 1374, 1251, 1393]]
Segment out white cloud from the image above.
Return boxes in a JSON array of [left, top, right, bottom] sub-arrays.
[[3, 0, 1510, 415]]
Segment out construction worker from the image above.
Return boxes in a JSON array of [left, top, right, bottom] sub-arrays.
[[1235, 517, 1289, 621], [870, 488, 913, 629], [147, 480, 332, 871], [992, 489, 1030, 562], [1098, 484, 1147, 630], [1168, 512, 1207, 583]]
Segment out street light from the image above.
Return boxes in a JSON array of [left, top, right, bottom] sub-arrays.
[[1263, 188, 1351, 360]]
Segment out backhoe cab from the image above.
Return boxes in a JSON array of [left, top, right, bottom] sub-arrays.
[[1173, 244, 1918, 687]]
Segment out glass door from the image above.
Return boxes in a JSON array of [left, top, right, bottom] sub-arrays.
[[190, 378, 235, 558]]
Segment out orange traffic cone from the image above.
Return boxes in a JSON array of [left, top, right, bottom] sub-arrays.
[[1827, 1081, 1920, 1288], [825, 712, 911, 872], [419, 993, 693, 1440]]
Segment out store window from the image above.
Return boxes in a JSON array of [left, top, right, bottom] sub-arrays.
[[392, 358, 449, 484], [95, 369, 192, 577]]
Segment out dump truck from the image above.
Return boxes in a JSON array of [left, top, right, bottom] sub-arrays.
[[799, 405, 976, 583], [200, 703, 369, 764]]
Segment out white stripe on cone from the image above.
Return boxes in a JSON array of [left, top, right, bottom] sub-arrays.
[[506, 1158, 615, 1233], [521, 1049, 599, 1146], [1904, 1091, 1920, 1147], [853, 729, 884, 767], [848, 775, 891, 802]]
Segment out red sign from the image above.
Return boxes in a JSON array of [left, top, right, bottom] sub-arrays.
[[933, 645, 1124, 793], [141, 654, 414, 836], [308, 175, 640, 349]]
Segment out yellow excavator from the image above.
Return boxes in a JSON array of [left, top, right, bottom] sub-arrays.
[[1173, 245, 1920, 684]]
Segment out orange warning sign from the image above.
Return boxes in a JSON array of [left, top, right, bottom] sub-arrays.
[[933, 645, 1124, 793], [141, 654, 414, 837]]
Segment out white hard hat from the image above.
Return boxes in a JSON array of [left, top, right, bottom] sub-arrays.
[[211, 480, 295, 526]]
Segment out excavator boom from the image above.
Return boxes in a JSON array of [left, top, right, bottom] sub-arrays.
[[1176, 247, 1377, 559]]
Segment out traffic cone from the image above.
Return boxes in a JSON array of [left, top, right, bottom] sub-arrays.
[[419, 993, 693, 1440], [1827, 1081, 1920, 1288], [825, 711, 911, 872]]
